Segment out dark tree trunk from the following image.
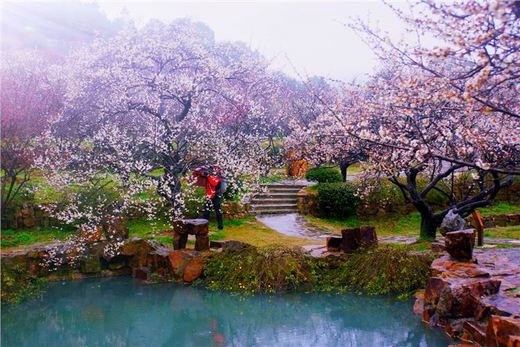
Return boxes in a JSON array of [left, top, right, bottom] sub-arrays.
[[340, 163, 349, 182], [419, 213, 440, 240]]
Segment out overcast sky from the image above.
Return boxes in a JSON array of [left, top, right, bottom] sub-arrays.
[[97, 1, 410, 81]]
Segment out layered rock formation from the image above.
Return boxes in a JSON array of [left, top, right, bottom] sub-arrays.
[[1, 237, 210, 284], [415, 248, 520, 346]]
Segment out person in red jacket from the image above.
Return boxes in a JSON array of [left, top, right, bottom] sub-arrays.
[[203, 167, 224, 230]]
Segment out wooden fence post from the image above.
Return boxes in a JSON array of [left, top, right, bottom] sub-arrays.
[[471, 210, 484, 246]]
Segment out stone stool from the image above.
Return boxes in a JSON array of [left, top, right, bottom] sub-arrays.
[[341, 226, 377, 253], [173, 219, 210, 251]]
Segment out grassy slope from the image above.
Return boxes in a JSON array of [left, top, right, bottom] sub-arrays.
[[304, 203, 520, 240], [2, 202, 519, 251], [127, 216, 315, 248], [216, 218, 316, 247], [1, 226, 74, 249]]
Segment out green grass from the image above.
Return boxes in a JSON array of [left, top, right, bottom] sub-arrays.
[[1, 226, 75, 249], [493, 243, 520, 248], [212, 216, 315, 247], [304, 212, 422, 237], [127, 218, 171, 238], [127, 215, 309, 248], [4, 200, 518, 251], [258, 167, 288, 184], [478, 203, 520, 217], [305, 203, 520, 239], [484, 225, 520, 239], [385, 241, 432, 252], [346, 163, 363, 175]]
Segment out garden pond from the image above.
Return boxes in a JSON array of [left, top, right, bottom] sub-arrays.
[[1, 277, 452, 346]]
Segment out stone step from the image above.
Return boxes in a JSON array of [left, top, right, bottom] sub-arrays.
[[251, 204, 297, 210], [252, 209, 299, 215], [255, 192, 299, 198], [265, 188, 303, 193], [260, 184, 306, 189], [251, 198, 297, 205]]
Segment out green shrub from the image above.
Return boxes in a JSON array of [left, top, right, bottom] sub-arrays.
[[496, 175, 520, 203], [202, 244, 433, 297], [415, 176, 451, 208], [1, 264, 47, 304], [311, 246, 434, 296], [203, 244, 313, 294], [305, 166, 342, 183], [316, 182, 361, 218], [182, 186, 206, 218]]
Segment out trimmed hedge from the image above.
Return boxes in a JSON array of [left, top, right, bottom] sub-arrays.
[[305, 166, 343, 183], [316, 182, 361, 218]]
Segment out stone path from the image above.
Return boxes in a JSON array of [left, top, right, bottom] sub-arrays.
[[256, 213, 333, 239], [379, 235, 418, 245], [257, 213, 520, 248]]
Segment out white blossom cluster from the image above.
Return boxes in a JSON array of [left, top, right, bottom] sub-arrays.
[[31, 19, 287, 265]]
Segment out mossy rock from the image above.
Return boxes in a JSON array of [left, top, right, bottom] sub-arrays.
[[80, 255, 102, 274]]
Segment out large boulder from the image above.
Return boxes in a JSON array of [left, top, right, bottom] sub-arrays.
[[168, 250, 206, 283], [341, 226, 377, 253], [445, 229, 475, 261], [80, 255, 102, 274], [485, 316, 520, 347], [440, 210, 467, 236], [121, 238, 155, 257]]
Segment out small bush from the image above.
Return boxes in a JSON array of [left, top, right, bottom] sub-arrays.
[[305, 166, 342, 183], [312, 246, 434, 296], [182, 186, 206, 218], [316, 182, 361, 218], [496, 175, 520, 203], [203, 244, 313, 294], [1, 264, 47, 304]]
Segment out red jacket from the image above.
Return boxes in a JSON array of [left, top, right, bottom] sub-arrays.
[[205, 175, 221, 199]]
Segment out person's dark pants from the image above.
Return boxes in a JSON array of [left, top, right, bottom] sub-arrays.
[[204, 195, 223, 229]]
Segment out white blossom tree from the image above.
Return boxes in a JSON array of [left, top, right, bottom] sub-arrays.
[[288, 0, 519, 239], [40, 19, 283, 231]]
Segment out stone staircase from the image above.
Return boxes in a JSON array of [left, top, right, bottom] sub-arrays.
[[250, 183, 306, 215]]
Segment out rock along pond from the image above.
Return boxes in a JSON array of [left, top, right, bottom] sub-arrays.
[[1, 277, 452, 346]]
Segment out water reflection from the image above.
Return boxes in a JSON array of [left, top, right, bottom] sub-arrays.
[[1, 278, 451, 346]]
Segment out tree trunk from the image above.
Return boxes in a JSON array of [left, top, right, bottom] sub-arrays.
[[419, 213, 440, 240], [340, 163, 349, 182]]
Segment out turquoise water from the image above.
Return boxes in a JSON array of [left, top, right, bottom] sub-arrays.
[[1, 277, 451, 347]]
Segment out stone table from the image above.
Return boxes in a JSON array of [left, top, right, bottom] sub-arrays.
[[173, 219, 210, 251]]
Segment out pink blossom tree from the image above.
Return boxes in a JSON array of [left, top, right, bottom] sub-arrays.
[[1, 52, 63, 217], [349, 1, 520, 238], [285, 78, 367, 181], [353, 65, 517, 238], [288, 1, 519, 239], [39, 20, 283, 231]]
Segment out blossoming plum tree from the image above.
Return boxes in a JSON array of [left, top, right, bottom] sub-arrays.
[[351, 0, 520, 238], [285, 78, 367, 181], [40, 20, 283, 234], [289, 1, 519, 239], [0, 52, 63, 217]]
